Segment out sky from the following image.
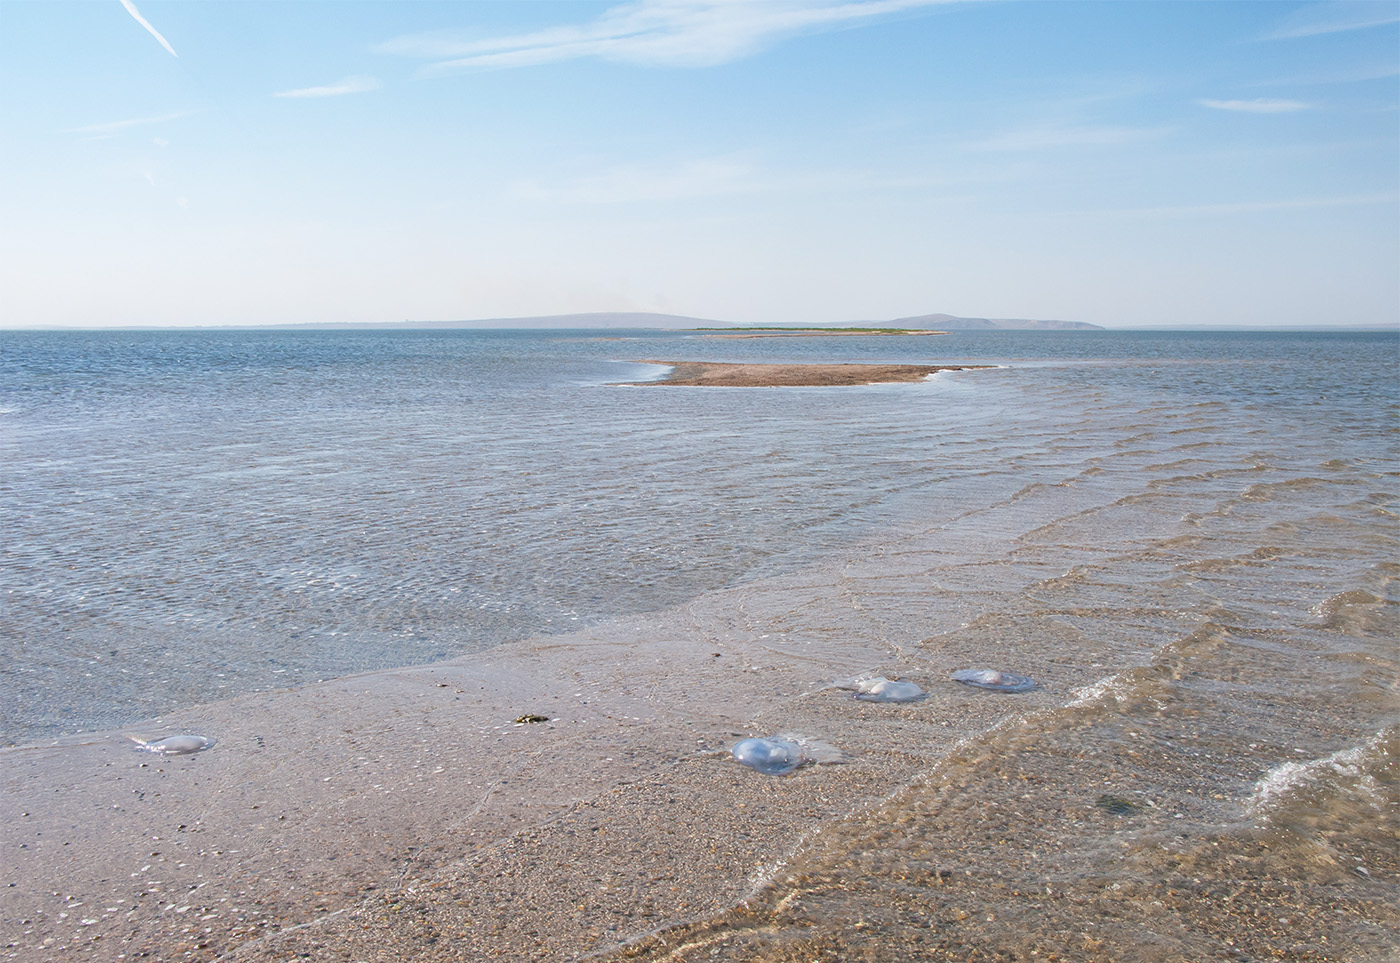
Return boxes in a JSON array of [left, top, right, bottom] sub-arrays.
[[0, 0, 1396, 328]]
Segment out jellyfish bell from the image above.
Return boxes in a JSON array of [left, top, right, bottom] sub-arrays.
[[731, 734, 845, 774], [731, 736, 808, 775], [853, 677, 927, 703], [950, 669, 1035, 693], [128, 734, 214, 756]]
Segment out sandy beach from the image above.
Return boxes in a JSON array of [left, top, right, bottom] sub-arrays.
[[626, 361, 977, 387], [2, 562, 1022, 963], [6, 531, 1395, 963]]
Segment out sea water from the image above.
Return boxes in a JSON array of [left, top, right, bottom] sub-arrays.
[[1, 327, 1396, 959], [1, 329, 1394, 738]]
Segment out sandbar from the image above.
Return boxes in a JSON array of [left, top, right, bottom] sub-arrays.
[[696, 328, 947, 339], [627, 361, 978, 387]]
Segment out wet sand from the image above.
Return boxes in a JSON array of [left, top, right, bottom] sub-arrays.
[[0, 567, 987, 963], [5, 541, 1394, 963], [626, 361, 977, 387]]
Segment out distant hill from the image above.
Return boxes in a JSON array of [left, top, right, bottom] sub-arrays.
[[268, 310, 1100, 331], [887, 313, 1103, 331]]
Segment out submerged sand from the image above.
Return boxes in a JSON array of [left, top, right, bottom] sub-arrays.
[[2, 572, 971, 963], [5, 545, 1395, 963], [627, 361, 977, 387]]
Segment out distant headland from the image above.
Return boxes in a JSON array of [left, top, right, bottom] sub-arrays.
[[275, 311, 1104, 331]]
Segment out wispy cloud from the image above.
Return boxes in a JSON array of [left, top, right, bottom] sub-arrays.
[[273, 75, 382, 99], [512, 154, 972, 205], [380, 0, 965, 73], [1199, 98, 1311, 114], [118, 0, 178, 58], [61, 110, 195, 138], [513, 156, 759, 204], [1078, 192, 1399, 219], [1264, 1, 1400, 40], [966, 123, 1165, 152]]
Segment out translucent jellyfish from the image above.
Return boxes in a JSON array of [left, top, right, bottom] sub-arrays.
[[732, 736, 808, 775], [950, 669, 1036, 693], [128, 734, 214, 756], [852, 677, 927, 703]]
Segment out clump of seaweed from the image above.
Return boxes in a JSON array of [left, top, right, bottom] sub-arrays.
[[1096, 794, 1140, 815]]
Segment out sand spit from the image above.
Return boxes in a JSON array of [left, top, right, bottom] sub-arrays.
[[626, 361, 979, 387], [698, 329, 947, 339]]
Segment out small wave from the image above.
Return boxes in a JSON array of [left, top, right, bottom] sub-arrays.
[[1311, 590, 1397, 635], [1245, 727, 1397, 818], [1063, 671, 1130, 709], [1239, 477, 1329, 501]]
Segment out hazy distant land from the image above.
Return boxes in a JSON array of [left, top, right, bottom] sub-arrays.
[[277, 311, 1104, 331]]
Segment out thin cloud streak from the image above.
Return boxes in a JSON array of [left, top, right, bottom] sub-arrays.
[[512, 155, 978, 205], [1200, 98, 1311, 114], [61, 110, 195, 137], [118, 0, 178, 58], [273, 75, 382, 99], [1075, 192, 1399, 219], [382, 0, 968, 73], [1265, 1, 1400, 40], [513, 157, 757, 204], [966, 123, 1166, 152]]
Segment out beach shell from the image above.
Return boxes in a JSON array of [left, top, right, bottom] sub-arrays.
[[852, 677, 927, 703], [950, 669, 1035, 693], [731, 736, 810, 775], [129, 734, 214, 756]]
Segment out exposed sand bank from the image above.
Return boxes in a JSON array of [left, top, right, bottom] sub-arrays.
[[5, 467, 1395, 963], [697, 329, 947, 339], [626, 361, 978, 387], [7, 549, 1391, 963]]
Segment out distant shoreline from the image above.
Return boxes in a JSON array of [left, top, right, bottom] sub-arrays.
[[625, 361, 983, 387]]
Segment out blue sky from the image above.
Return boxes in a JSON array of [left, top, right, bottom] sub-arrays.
[[1, 1, 1396, 328]]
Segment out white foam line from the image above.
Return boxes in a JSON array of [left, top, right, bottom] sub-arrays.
[[1246, 727, 1393, 816]]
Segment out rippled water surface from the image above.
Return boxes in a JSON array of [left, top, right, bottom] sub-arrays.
[[2, 327, 1397, 961], [2, 329, 1395, 748]]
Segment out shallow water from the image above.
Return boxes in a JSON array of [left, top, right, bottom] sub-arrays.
[[2, 327, 1397, 960]]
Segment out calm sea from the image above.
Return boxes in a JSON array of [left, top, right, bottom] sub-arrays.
[[2, 327, 1397, 959], [0, 329, 1394, 745]]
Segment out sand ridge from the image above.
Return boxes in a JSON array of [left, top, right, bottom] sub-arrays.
[[626, 361, 982, 387]]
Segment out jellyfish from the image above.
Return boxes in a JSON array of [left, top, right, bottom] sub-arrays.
[[732, 736, 808, 775], [128, 734, 214, 756], [852, 677, 927, 703], [950, 669, 1036, 693]]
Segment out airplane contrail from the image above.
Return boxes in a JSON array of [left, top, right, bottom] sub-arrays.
[[119, 0, 178, 58]]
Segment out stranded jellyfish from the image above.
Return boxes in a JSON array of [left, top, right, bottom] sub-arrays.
[[732, 734, 845, 775], [128, 734, 214, 756], [950, 669, 1036, 693], [851, 677, 927, 703], [732, 736, 808, 775]]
